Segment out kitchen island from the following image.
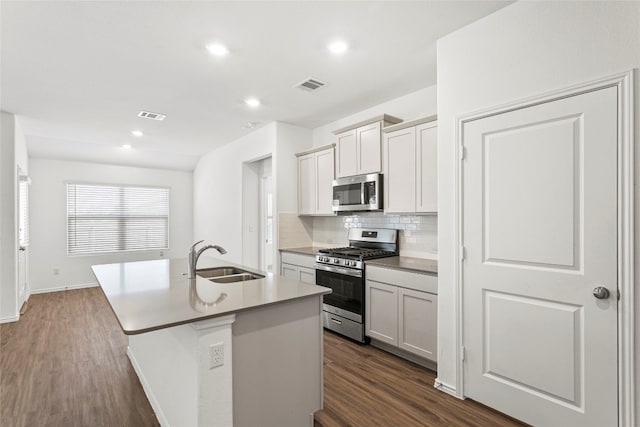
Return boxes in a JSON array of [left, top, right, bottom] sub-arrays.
[[92, 257, 331, 427]]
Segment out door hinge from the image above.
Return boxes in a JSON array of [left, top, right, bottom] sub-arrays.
[[460, 245, 466, 261], [461, 346, 466, 361], [459, 146, 466, 161]]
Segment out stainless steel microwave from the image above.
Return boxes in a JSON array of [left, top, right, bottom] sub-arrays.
[[332, 173, 382, 212]]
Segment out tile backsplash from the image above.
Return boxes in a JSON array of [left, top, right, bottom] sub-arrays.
[[312, 213, 437, 259]]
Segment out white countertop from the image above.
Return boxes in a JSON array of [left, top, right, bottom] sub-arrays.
[[92, 257, 331, 335]]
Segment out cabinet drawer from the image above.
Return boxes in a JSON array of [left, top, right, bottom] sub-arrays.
[[366, 265, 437, 294], [280, 252, 316, 269]]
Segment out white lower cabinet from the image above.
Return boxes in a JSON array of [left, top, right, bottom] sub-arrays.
[[280, 251, 316, 285], [398, 287, 437, 360], [366, 281, 398, 345], [365, 265, 437, 362]]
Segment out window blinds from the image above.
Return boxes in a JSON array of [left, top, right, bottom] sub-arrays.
[[67, 183, 169, 255]]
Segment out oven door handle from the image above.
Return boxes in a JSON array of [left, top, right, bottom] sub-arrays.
[[315, 264, 363, 278]]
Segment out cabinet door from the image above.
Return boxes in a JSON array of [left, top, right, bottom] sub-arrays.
[[384, 127, 416, 213], [298, 153, 315, 215], [357, 122, 382, 174], [336, 130, 357, 178], [365, 280, 398, 345], [315, 148, 335, 214], [416, 122, 437, 213], [298, 266, 316, 285], [281, 263, 298, 279], [398, 288, 437, 361]]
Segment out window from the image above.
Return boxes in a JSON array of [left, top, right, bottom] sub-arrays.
[[67, 183, 169, 255]]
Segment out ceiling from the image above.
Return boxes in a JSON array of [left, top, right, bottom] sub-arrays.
[[1, 1, 510, 171]]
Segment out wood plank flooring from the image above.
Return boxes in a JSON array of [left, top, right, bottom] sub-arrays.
[[1, 288, 159, 427], [2, 288, 526, 427], [315, 331, 527, 427]]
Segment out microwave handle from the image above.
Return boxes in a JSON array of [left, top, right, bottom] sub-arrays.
[[361, 181, 366, 205]]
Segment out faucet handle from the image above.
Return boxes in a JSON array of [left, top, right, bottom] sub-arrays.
[[190, 240, 204, 252]]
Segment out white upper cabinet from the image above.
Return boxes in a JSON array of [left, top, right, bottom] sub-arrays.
[[384, 127, 416, 213], [298, 153, 315, 215], [383, 116, 437, 214], [296, 145, 335, 216], [334, 115, 402, 179], [315, 148, 334, 214], [416, 122, 438, 213], [336, 130, 357, 178], [356, 122, 381, 175]]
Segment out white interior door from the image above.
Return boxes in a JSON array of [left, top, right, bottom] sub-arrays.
[[462, 86, 618, 426], [17, 172, 29, 307]]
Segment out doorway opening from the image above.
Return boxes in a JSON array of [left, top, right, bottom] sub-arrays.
[[242, 156, 273, 272]]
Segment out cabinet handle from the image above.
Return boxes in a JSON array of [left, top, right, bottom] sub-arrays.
[[330, 318, 342, 325]]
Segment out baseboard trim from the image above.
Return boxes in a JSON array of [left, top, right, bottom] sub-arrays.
[[369, 338, 437, 371], [127, 346, 168, 427], [0, 315, 19, 324], [30, 282, 99, 294], [434, 378, 462, 399]]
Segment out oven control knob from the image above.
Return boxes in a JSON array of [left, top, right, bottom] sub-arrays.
[[351, 261, 356, 266], [333, 258, 340, 264]]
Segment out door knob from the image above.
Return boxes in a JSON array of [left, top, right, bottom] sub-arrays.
[[592, 286, 610, 299]]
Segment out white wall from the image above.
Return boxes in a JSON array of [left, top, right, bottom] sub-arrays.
[[193, 122, 311, 269], [194, 123, 277, 266], [0, 112, 17, 321], [312, 85, 437, 147], [28, 158, 193, 292], [436, 0, 640, 415], [0, 112, 28, 322]]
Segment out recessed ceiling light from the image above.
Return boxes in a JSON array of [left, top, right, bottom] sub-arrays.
[[206, 43, 229, 56], [131, 130, 144, 137], [328, 40, 348, 54], [245, 97, 261, 108], [121, 144, 132, 149]]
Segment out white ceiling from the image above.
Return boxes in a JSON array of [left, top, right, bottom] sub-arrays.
[[1, 1, 510, 171]]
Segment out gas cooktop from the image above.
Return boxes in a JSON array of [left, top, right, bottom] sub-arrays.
[[317, 246, 397, 260]]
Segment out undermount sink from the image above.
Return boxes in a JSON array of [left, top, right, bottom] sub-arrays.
[[196, 267, 264, 283]]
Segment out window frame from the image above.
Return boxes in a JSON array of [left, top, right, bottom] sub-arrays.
[[66, 182, 171, 256]]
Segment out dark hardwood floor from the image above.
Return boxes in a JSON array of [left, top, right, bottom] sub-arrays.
[[1, 288, 159, 427], [2, 288, 526, 427], [315, 331, 527, 427]]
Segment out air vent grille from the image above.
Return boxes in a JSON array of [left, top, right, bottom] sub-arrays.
[[295, 77, 327, 92], [138, 110, 167, 121]]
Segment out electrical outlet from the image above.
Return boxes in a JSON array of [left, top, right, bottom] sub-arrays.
[[209, 342, 224, 369]]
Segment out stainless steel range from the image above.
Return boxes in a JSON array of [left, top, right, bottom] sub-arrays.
[[315, 228, 398, 343]]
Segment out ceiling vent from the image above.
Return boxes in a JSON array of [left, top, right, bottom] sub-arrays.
[[295, 77, 327, 92], [138, 110, 167, 121]]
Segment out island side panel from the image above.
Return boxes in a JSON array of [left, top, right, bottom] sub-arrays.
[[128, 325, 199, 427], [232, 295, 323, 427]]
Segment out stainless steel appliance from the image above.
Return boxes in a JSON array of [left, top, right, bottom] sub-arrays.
[[315, 228, 398, 343], [332, 173, 382, 212]]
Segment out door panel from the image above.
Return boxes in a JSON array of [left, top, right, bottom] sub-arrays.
[[483, 115, 580, 269], [315, 148, 334, 214], [337, 130, 357, 178], [398, 288, 437, 361], [365, 280, 397, 345], [416, 122, 438, 213], [384, 127, 416, 213], [463, 86, 617, 427], [357, 122, 381, 174], [298, 154, 315, 215]]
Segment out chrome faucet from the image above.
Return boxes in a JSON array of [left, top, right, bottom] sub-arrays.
[[188, 240, 227, 279]]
